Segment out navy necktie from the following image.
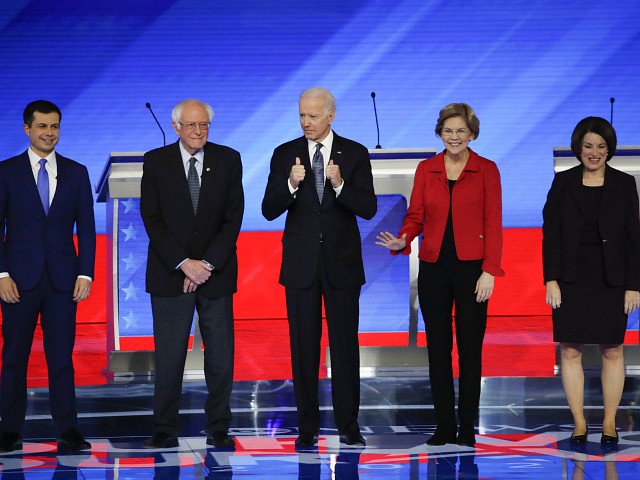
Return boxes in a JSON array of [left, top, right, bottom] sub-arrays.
[[37, 158, 49, 215], [312, 143, 324, 202], [188, 157, 199, 214]]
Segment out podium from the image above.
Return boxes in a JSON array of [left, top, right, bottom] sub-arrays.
[[328, 148, 436, 377], [97, 149, 436, 381], [553, 146, 640, 375], [97, 153, 156, 381]]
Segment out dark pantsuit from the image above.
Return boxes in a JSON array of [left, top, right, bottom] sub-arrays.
[[1, 271, 78, 434], [150, 293, 234, 435], [285, 247, 361, 437], [418, 259, 487, 428]]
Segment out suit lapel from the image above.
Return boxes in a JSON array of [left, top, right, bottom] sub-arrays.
[[599, 164, 618, 219], [200, 144, 217, 195], [329, 134, 343, 174], [17, 152, 47, 217], [49, 155, 65, 216], [298, 136, 312, 171], [167, 142, 195, 215], [428, 151, 449, 190], [567, 166, 587, 218], [296, 137, 321, 203]]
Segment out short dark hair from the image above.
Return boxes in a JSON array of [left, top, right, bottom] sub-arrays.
[[570, 116, 617, 162], [435, 103, 479, 139], [23, 100, 62, 127]]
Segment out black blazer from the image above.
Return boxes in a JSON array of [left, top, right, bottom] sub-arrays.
[[262, 133, 377, 289], [542, 164, 640, 289], [140, 141, 244, 298]]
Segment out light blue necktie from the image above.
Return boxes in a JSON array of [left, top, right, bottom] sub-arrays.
[[37, 158, 49, 215], [312, 143, 324, 202]]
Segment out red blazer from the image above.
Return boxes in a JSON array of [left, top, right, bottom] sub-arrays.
[[393, 148, 504, 277]]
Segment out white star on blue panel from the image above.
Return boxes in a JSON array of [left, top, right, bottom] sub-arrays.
[[122, 310, 137, 330], [122, 198, 137, 214], [121, 252, 142, 272], [121, 223, 137, 241], [121, 281, 138, 301]]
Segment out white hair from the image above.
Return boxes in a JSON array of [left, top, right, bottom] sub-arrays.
[[171, 99, 214, 125], [300, 87, 336, 113]]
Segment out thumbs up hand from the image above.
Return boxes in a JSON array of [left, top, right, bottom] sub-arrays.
[[326, 159, 342, 188], [289, 156, 306, 188]]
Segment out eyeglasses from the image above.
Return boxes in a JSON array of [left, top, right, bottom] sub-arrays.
[[441, 128, 470, 138], [178, 121, 210, 131]]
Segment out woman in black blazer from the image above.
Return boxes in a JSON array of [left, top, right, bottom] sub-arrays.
[[543, 117, 640, 446]]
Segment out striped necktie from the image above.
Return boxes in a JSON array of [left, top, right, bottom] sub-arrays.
[[312, 143, 324, 202], [188, 157, 199, 214]]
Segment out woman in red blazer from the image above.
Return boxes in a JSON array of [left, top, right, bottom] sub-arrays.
[[377, 103, 504, 447]]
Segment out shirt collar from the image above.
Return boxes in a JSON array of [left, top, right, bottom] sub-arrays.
[[27, 148, 57, 169], [178, 142, 204, 165], [306, 130, 334, 152]]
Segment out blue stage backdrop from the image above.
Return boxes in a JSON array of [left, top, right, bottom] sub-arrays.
[[1, 0, 639, 234]]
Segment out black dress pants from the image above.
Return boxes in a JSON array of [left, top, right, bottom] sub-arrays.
[[418, 258, 487, 428], [285, 247, 362, 437], [150, 292, 234, 435]]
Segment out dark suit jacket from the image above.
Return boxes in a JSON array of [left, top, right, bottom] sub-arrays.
[[262, 132, 377, 289], [140, 141, 244, 298], [542, 164, 640, 289], [0, 151, 96, 292]]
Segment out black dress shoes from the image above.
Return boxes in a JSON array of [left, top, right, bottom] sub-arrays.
[[144, 431, 179, 449], [206, 432, 236, 449], [601, 432, 619, 445], [456, 424, 476, 447], [426, 426, 457, 446], [570, 427, 588, 445], [295, 434, 319, 449], [57, 428, 91, 453], [339, 432, 366, 446], [0, 431, 22, 452]]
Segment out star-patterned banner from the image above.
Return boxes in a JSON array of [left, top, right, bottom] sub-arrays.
[[113, 196, 413, 339]]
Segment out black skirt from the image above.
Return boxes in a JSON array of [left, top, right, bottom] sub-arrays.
[[552, 242, 627, 344]]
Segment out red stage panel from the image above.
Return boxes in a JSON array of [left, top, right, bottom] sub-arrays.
[[490, 227, 546, 316], [0, 228, 635, 386], [235, 231, 287, 320]]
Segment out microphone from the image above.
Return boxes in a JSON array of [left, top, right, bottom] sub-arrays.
[[371, 92, 381, 149], [146, 102, 166, 146], [609, 97, 615, 126]]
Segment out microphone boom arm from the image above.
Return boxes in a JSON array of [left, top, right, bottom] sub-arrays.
[[146, 102, 166, 146], [371, 92, 381, 149]]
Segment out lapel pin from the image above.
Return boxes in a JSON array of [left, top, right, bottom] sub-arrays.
[[206, 167, 211, 172]]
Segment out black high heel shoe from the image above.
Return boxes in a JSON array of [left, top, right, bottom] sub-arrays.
[[570, 426, 588, 445], [600, 431, 619, 445]]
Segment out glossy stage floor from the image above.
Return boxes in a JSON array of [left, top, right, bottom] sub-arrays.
[[2, 375, 639, 479]]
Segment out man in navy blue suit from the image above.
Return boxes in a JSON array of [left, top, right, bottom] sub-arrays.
[[0, 100, 96, 453]]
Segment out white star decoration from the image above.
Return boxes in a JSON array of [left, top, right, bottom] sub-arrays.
[[122, 310, 137, 330], [120, 223, 137, 241], [122, 198, 137, 214], [121, 252, 142, 272], [121, 281, 138, 301]]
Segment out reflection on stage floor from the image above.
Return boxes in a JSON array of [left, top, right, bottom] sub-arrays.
[[2, 377, 640, 479]]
